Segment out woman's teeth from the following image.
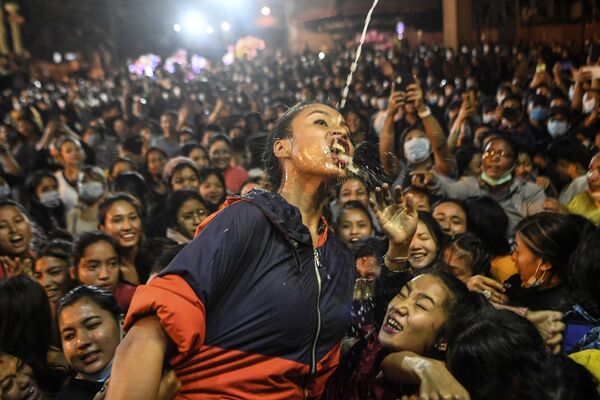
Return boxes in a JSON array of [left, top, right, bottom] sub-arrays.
[[386, 317, 402, 331]]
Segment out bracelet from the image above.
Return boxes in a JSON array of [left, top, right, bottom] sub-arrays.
[[383, 254, 409, 264], [418, 106, 432, 119]]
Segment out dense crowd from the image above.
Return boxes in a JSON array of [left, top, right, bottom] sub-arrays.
[[0, 38, 600, 399]]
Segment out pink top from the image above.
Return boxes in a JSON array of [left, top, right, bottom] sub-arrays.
[[223, 165, 249, 194]]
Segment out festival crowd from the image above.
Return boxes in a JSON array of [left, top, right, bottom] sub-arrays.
[[0, 38, 600, 400]]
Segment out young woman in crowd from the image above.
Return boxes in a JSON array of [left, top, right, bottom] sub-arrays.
[[67, 166, 107, 236], [198, 167, 227, 213], [72, 231, 136, 312], [53, 136, 84, 217], [441, 233, 492, 283], [142, 147, 168, 212], [431, 198, 467, 238], [33, 239, 73, 315], [162, 157, 200, 193], [335, 201, 376, 245], [98, 194, 146, 284], [25, 170, 66, 235], [107, 102, 418, 399], [208, 134, 248, 193], [0, 352, 48, 400], [165, 190, 208, 244], [181, 143, 210, 171], [0, 200, 34, 279]]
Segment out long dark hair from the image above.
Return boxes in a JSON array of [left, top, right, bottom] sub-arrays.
[[464, 196, 511, 256]]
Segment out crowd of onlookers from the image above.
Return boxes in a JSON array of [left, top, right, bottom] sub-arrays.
[[0, 37, 600, 399]]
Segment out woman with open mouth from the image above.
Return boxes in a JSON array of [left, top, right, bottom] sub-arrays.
[[0, 200, 34, 279], [107, 101, 419, 400], [0, 352, 46, 400]]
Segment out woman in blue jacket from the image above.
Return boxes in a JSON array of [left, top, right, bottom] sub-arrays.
[[106, 101, 418, 400]]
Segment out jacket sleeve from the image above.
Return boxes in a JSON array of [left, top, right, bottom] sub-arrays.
[[435, 175, 481, 199], [521, 182, 546, 216]]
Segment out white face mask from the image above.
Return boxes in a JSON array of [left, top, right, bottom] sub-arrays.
[[546, 120, 569, 137], [39, 190, 61, 208], [403, 137, 431, 164], [583, 93, 596, 114]]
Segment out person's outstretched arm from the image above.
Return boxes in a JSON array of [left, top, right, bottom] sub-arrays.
[[106, 316, 172, 400]]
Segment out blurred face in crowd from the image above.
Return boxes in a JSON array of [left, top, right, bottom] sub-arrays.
[[514, 152, 534, 180], [432, 201, 467, 237], [0, 205, 32, 257], [0, 354, 42, 400], [60, 140, 83, 167], [338, 178, 369, 208], [442, 245, 474, 282], [101, 200, 142, 249], [356, 255, 381, 280], [587, 154, 600, 202], [177, 198, 208, 239], [199, 174, 225, 206], [171, 166, 200, 192], [379, 275, 450, 354], [110, 161, 134, 182], [405, 189, 431, 212], [75, 240, 120, 293], [188, 147, 210, 170], [209, 140, 233, 170], [59, 297, 121, 377], [408, 221, 438, 269], [160, 114, 176, 137], [482, 138, 515, 180], [146, 149, 166, 178], [34, 255, 71, 306], [511, 233, 551, 287], [337, 208, 374, 244], [35, 176, 58, 199]]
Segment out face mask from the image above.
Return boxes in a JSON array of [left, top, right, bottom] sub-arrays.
[[482, 113, 496, 124], [0, 183, 10, 200], [503, 107, 520, 121], [583, 94, 596, 114], [404, 137, 431, 164], [546, 120, 568, 137], [39, 190, 61, 208], [496, 94, 506, 106], [523, 259, 546, 288], [529, 107, 548, 122], [79, 181, 104, 202], [480, 171, 512, 187]]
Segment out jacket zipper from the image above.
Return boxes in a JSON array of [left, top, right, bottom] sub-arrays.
[[310, 248, 323, 374]]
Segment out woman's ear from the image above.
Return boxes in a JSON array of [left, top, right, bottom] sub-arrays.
[[273, 137, 292, 159], [539, 260, 552, 272]]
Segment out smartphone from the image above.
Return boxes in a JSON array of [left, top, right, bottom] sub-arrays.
[[582, 66, 600, 79], [395, 71, 413, 91]]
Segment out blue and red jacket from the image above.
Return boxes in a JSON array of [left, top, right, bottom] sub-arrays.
[[124, 190, 356, 399]]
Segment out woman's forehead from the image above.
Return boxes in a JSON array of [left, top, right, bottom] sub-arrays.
[[296, 103, 342, 120]]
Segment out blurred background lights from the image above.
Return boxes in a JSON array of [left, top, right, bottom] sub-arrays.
[[205, 25, 214, 34], [261, 6, 271, 16], [318, 52, 325, 60], [182, 11, 204, 34], [221, 21, 231, 32], [173, 23, 182, 32]]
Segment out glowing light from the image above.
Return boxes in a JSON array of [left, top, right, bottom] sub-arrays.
[[318, 52, 325, 60], [205, 25, 214, 34], [221, 21, 231, 32], [261, 6, 271, 16], [396, 21, 405, 39], [182, 11, 204, 34], [173, 23, 182, 32]]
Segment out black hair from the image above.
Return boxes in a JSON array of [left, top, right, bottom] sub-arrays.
[[72, 231, 120, 270], [25, 170, 58, 200], [350, 236, 388, 260], [239, 176, 262, 194], [446, 308, 547, 400], [108, 157, 135, 178], [464, 196, 511, 256], [162, 157, 199, 185], [111, 171, 147, 202], [335, 200, 374, 230], [335, 174, 368, 199], [121, 135, 143, 156], [442, 233, 492, 278], [0, 276, 52, 370], [198, 167, 226, 187], [208, 133, 233, 150], [262, 101, 317, 191], [180, 142, 208, 159], [515, 212, 581, 281], [56, 285, 121, 323], [98, 193, 143, 226], [166, 190, 206, 229], [568, 227, 600, 319], [36, 239, 72, 263], [454, 146, 482, 178], [482, 134, 518, 163], [417, 211, 445, 248], [150, 244, 186, 277]]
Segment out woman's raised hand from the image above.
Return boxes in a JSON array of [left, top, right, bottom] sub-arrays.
[[370, 184, 418, 246]]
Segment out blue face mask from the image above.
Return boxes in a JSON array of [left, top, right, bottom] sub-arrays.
[[546, 120, 569, 137], [529, 107, 548, 122], [404, 137, 431, 164]]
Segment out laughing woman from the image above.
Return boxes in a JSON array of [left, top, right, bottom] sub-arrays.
[[107, 102, 418, 400]]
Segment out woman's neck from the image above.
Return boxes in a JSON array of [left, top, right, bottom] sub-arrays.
[[278, 173, 326, 247], [63, 165, 79, 182]]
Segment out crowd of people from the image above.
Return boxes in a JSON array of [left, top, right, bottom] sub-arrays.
[[0, 37, 600, 399]]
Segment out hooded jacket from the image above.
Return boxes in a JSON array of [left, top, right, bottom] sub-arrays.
[[124, 189, 355, 399]]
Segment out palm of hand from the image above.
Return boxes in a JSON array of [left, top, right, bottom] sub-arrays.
[[371, 185, 418, 246]]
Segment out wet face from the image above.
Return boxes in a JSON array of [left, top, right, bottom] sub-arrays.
[[514, 153, 534, 180], [100, 200, 142, 249], [432, 202, 467, 237], [408, 222, 438, 269], [0, 354, 42, 400], [336, 208, 374, 244], [442, 246, 473, 282], [35, 176, 58, 199], [482, 139, 515, 179], [59, 298, 121, 377], [283, 104, 354, 179], [60, 140, 83, 167], [378, 275, 451, 354], [189, 147, 210, 170], [33, 256, 70, 305], [171, 166, 200, 192], [209, 141, 233, 170], [176, 198, 208, 239], [0, 205, 32, 257], [199, 174, 225, 206], [338, 178, 369, 207], [76, 240, 120, 293], [146, 150, 166, 177], [356, 255, 381, 279]]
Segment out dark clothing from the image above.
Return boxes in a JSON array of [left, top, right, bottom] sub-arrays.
[[55, 378, 103, 400], [506, 274, 574, 312]]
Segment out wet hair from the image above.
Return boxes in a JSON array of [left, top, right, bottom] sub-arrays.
[[166, 190, 206, 229], [57, 285, 121, 323], [515, 212, 581, 281], [446, 308, 547, 400], [442, 233, 492, 277], [111, 171, 147, 202], [97, 192, 143, 227], [262, 101, 317, 191], [72, 231, 120, 270], [335, 200, 374, 230], [351, 236, 387, 260], [0, 276, 52, 370], [162, 156, 199, 184], [464, 196, 510, 256], [568, 227, 600, 319]]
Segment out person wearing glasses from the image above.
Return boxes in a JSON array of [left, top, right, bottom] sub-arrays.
[[165, 190, 209, 244], [413, 134, 546, 234]]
